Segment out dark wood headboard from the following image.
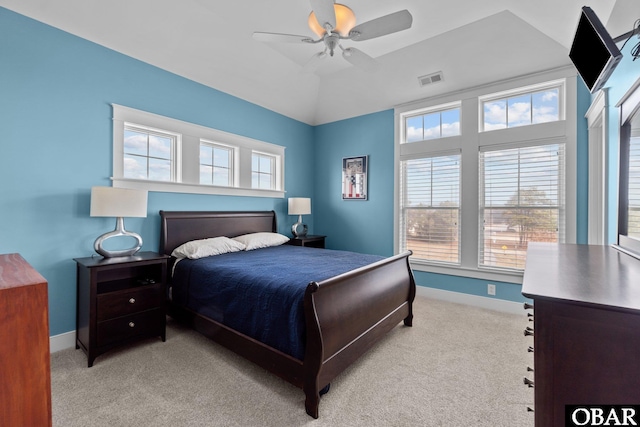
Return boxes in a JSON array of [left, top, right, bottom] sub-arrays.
[[159, 210, 277, 257]]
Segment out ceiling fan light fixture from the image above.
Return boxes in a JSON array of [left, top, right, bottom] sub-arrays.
[[308, 4, 356, 37]]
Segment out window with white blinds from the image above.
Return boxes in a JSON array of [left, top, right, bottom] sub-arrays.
[[629, 136, 640, 239], [399, 153, 461, 264], [479, 143, 565, 271]]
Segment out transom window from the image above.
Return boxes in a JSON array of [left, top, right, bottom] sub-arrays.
[[479, 144, 565, 271], [481, 82, 563, 131], [112, 104, 285, 198], [404, 106, 460, 143], [123, 125, 178, 182], [252, 152, 276, 190], [200, 141, 233, 187]]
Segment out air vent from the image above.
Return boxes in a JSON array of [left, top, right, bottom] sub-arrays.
[[418, 71, 444, 87]]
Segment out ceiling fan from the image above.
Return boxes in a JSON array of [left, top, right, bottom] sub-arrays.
[[252, 0, 413, 72]]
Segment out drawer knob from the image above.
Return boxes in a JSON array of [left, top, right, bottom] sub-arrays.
[[129, 298, 136, 304], [528, 346, 534, 353], [129, 322, 135, 328], [524, 377, 534, 388], [524, 327, 534, 337], [524, 302, 534, 310]]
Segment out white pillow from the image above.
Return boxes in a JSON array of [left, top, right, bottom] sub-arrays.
[[171, 236, 246, 259], [232, 232, 290, 251]]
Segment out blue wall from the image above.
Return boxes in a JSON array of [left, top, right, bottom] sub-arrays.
[[0, 8, 314, 336], [313, 110, 395, 256]]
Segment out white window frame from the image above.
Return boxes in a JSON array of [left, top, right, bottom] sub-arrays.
[[112, 104, 285, 198], [199, 140, 236, 187], [251, 151, 278, 190], [478, 142, 566, 272], [403, 103, 462, 143], [399, 151, 462, 265], [394, 67, 577, 283], [479, 79, 566, 132], [123, 123, 181, 182]]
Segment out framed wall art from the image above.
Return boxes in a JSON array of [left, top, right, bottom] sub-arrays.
[[342, 155, 368, 200]]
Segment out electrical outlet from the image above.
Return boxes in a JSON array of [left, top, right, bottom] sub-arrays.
[[487, 284, 496, 296]]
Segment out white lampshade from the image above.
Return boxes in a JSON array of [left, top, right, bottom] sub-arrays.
[[288, 198, 311, 215], [90, 187, 148, 218]]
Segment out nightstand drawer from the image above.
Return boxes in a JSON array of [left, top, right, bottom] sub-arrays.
[[97, 309, 164, 347], [97, 284, 162, 322]]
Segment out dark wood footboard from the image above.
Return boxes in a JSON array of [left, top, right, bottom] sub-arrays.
[[303, 250, 415, 418]]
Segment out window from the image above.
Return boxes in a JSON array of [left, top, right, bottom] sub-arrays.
[[404, 107, 460, 143], [479, 144, 565, 271], [481, 82, 562, 131], [618, 81, 640, 251], [399, 154, 461, 264], [252, 152, 275, 190], [200, 141, 233, 186], [395, 69, 577, 282], [112, 104, 285, 198], [629, 136, 640, 239], [123, 125, 178, 182]]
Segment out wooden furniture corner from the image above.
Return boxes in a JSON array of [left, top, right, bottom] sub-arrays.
[[0, 253, 52, 427]]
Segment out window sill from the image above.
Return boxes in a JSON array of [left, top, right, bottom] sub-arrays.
[[112, 178, 285, 199], [409, 259, 524, 284]]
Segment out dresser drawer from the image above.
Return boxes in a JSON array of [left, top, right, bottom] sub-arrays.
[[97, 309, 164, 347], [97, 284, 162, 321]]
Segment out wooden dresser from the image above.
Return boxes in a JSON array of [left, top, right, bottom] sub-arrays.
[[0, 253, 52, 427], [522, 243, 640, 427]]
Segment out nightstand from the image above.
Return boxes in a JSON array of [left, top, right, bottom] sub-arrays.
[[287, 235, 326, 248], [74, 252, 169, 367]]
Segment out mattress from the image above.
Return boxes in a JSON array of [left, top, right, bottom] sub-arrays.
[[171, 245, 384, 360]]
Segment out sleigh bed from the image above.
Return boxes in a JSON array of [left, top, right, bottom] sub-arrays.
[[159, 210, 416, 418]]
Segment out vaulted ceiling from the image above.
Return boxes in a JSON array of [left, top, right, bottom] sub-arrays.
[[1, 0, 636, 125]]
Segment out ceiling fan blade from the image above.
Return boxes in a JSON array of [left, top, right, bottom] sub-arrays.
[[310, 0, 336, 32], [342, 47, 378, 72], [253, 32, 314, 44], [349, 10, 413, 41], [301, 51, 328, 73]]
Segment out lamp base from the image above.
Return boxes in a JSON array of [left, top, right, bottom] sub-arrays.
[[94, 217, 143, 258], [292, 222, 308, 238]]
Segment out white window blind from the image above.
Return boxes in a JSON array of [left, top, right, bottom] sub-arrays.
[[400, 153, 461, 264], [629, 136, 640, 238], [479, 143, 565, 271]]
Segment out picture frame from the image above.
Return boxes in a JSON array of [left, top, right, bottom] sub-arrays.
[[342, 155, 368, 200]]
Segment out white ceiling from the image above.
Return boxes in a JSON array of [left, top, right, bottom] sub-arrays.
[[1, 0, 637, 125]]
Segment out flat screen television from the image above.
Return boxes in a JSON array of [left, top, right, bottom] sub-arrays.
[[569, 6, 622, 94]]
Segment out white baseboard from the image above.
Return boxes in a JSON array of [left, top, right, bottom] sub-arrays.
[[50, 331, 75, 353], [415, 286, 526, 316], [48, 288, 525, 353]]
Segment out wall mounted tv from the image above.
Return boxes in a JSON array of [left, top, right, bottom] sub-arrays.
[[569, 6, 622, 94]]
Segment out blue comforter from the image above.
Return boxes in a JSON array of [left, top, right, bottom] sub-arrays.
[[171, 245, 384, 360]]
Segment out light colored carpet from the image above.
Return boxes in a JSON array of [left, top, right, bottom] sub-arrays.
[[51, 296, 534, 426]]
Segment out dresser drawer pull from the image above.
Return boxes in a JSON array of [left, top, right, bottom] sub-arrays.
[[523, 377, 534, 388], [524, 327, 534, 337], [528, 346, 534, 353], [524, 302, 534, 310], [527, 366, 534, 372], [527, 407, 534, 412], [129, 322, 135, 328], [129, 298, 136, 304]]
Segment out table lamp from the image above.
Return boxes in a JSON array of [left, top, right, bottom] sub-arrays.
[[90, 186, 148, 257], [288, 197, 311, 237]]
